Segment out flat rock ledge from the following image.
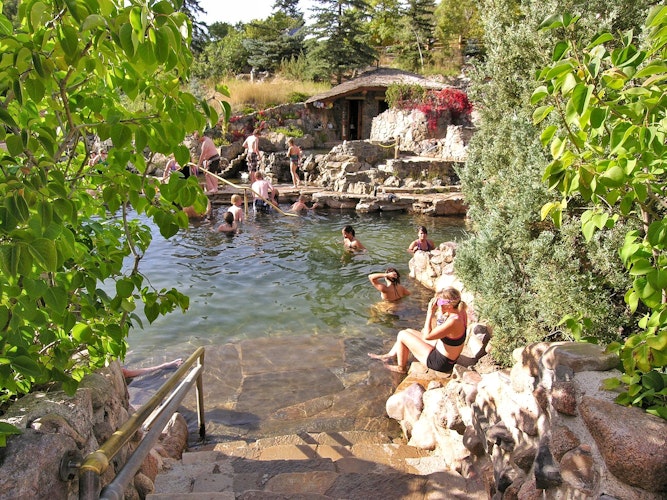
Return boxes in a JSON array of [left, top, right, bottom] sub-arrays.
[[387, 341, 667, 498]]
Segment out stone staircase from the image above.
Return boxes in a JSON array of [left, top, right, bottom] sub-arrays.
[[148, 430, 487, 499]]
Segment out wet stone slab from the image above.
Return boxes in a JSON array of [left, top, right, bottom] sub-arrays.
[[179, 334, 401, 444]]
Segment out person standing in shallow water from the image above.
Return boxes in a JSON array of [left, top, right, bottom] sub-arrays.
[[368, 268, 411, 302], [243, 129, 261, 183], [342, 225, 366, 251], [286, 137, 302, 188], [196, 131, 221, 194], [368, 287, 467, 374]]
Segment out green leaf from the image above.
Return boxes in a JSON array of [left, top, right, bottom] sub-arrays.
[[119, 23, 136, 58], [0, 421, 22, 437], [647, 220, 667, 248], [602, 377, 621, 390], [11, 355, 42, 379], [647, 269, 667, 290], [44, 286, 68, 313], [540, 125, 557, 146], [59, 25, 80, 65], [635, 62, 667, 79], [28, 238, 57, 272], [610, 123, 635, 154], [72, 323, 93, 343], [82, 14, 106, 31], [587, 32, 614, 49], [174, 145, 190, 167], [7, 192, 30, 223], [116, 278, 135, 299], [598, 165, 625, 187], [629, 258, 654, 276], [550, 136, 566, 160], [0, 106, 18, 129], [5, 134, 23, 156], [552, 41, 569, 61], [110, 124, 133, 149], [571, 84, 593, 116]]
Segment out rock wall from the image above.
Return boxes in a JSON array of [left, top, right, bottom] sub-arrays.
[[370, 108, 474, 161], [393, 250, 667, 499], [0, 362, 188, 499]]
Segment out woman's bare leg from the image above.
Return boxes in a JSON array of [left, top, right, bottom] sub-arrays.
[[384, 329, 434, 373]]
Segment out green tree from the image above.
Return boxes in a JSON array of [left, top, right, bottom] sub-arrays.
[[533, 8, 667, 417], [434, 0, 483, 66], [243, 12, 306, 72], [273, 0, 302, 18], [454, 0, 654, 366], [308, 0, 377, 84], [193, 27, 250, 78], [367, 0, 402, 48], [0, 0, 225, 444], [207, 21, 234, 42], [395, 0, 436, 71]]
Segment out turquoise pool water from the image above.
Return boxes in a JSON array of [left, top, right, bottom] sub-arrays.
[[125, 208, 468, 362]]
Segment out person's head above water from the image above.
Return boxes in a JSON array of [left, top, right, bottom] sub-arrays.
[[385, 267, 400, 284]]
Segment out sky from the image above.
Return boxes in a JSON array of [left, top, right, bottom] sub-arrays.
[[197, 0, 317, 26]]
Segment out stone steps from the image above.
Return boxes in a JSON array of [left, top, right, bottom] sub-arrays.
[[148, 431, 487, 499]]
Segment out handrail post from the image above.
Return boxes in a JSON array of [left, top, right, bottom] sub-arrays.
[[76, 347, 206, 499], [196, 352, 206, 439], [79, 469, 100, 500]]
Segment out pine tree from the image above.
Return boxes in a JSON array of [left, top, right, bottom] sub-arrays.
[[180, 0, 208, 53], [273, 0, 302, 18], [308, 0, 377, 84], [396, 0, 436, 71]]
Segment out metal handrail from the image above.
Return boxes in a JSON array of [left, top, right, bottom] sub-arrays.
[[76, 347, 206, 499]]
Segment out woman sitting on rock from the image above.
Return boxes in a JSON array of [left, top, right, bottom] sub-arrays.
[[369, 287, 467, 374]]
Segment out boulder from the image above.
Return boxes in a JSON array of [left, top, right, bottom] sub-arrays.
[[579, 396, 667, 492]]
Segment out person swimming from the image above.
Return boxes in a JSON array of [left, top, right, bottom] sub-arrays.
[[342, 225, 366, 251]]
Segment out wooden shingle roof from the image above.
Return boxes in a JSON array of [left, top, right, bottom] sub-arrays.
[[305, 67, 446, 104]]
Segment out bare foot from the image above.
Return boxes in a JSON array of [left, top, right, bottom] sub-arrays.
[[368, 352, 395, 362], [383, 364, 407, 374], [168, 358, 183, 368]]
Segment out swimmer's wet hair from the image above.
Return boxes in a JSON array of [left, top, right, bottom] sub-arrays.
[[386, 267, 400, 284]]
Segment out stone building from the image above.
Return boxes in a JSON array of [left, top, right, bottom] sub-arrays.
[[305, 67, 446, 142]]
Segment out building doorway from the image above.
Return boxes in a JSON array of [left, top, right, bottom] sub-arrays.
[[347, 100, 362, 140]]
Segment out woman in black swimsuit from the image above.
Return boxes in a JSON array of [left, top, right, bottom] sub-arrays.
[[408, 226, 436, 253], [368, 287, 467, 374]]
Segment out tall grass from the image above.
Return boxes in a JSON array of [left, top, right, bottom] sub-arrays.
[[219, 78, 330, 113]]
